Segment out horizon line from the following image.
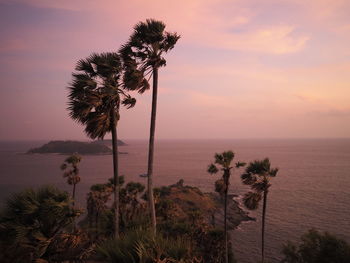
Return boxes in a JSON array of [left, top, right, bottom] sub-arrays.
[[1, 137, 350, 142]]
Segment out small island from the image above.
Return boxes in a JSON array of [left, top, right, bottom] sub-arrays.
[[27, 140, 127, 155]]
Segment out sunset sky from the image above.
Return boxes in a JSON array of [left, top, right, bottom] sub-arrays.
[[0, 0, 349, 140]]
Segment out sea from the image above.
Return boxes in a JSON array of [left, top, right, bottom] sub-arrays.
[[0, 139, 349, 263]]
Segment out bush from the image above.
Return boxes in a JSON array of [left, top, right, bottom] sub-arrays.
[[96, 228, 192, 263], [281, 229, 350, 263], [0, 186, 80, 263]]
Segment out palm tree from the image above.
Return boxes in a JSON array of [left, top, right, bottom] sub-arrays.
[[241, 158, 278, 263], [60, 153, 82, 207], [67, 52, 136, 238], [60, 153, 81, 231], [0, 186, 79, 263], [120, 19, 180, 235], [208, 151, 245, 263], [87, 183, 113, 239]]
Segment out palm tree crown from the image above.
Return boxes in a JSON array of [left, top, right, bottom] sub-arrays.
[[120, 19, 180, 92], [241, 158, 278, 210], [68, 52, 136, 139], [61, 153, 82, 186]]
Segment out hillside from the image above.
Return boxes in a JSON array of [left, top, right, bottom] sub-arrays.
[[156, 180, 254, 229]]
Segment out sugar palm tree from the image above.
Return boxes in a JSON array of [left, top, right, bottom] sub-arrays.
[[120, 19, 180, 235], [60, 153, 81, 231], [67, 52, 136, 238], [60, 153, 82, 207], [241, 158, 278, 263], [208, 151, 245, 263]]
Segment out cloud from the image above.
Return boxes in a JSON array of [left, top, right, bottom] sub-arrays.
[[8, 0, 308, 54], [207, 25, 309, 54]]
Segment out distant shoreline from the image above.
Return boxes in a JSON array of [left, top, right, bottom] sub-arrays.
[[26, 140, 127, 155]]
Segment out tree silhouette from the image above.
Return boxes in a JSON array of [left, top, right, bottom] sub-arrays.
[[120, 19, 180, 235], [208, 151, 245, 263], [241, 158, 278, 263], [60, 153, 81, 230], [67, 52, 136, 238], [60, 153, 81, 207]]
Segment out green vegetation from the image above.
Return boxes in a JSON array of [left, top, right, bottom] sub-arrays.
[[120, 19, 180, 235], [0, 186, 82, 263], [61, 153, 82, 229], [281, 229, 350, 263], [96, 228, 193, 263], [28, 140, 113, 154], [208, 151, 245, 263], [60, 153, 81, 205], [241, 158, 278, 263]]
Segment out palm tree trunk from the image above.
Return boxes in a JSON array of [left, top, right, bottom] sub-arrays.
[[147, 66, 158, 236], [224, 184, 228, 263], [72, 184, 76, 207], [261, 190, 268, 263], [111, 109, 120, 238], [72, 183, 76, 231]]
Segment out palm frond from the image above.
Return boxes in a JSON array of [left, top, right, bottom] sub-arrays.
[[251, 181, 268, 192], [207, 164, 218, 174], [75, 59, 96, 76], [122, 96, 136, 109], [269, 168, 279, 177], [241, 173, 257, 185], [121, 19, 180, 92], [68, 52, 134, 140], [243, 191, 262, 210]]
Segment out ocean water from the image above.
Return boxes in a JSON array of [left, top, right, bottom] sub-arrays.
[[0, 139, 349, 262]]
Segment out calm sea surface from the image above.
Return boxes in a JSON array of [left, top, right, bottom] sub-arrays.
[[0, 139, 349, 262]]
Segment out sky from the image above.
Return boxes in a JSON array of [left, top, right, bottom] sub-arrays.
[[0, 0, 349, 140]]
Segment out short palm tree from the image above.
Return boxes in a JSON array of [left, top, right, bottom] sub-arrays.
[[87, 183, 113, 239], [60, 153, 82, 207], [0, 186, 79, 263], [120, 19, 180, 235], [241, 158, 278, 263], [208, 151, 245, 263], [67, 52, 136, 238]]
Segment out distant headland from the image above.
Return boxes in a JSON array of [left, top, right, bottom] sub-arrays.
[[27, 140, 127, 155]]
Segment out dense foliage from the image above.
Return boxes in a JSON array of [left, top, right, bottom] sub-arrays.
[[281, 229, 350, 263], [0, 186, 81, 263]]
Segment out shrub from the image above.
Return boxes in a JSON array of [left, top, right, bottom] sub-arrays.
[[281, 229, 350, 263]]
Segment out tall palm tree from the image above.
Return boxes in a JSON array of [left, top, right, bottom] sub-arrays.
[[208, 151, 245, 263], [60, 153, 82, 207], [241, 158, 278, 263], [120, 19, 180, 235], [67, 52, 136, 238]]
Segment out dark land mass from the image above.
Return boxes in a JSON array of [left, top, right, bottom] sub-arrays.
[[157, 181, 254, 229], [27, 140, 127, 155]]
